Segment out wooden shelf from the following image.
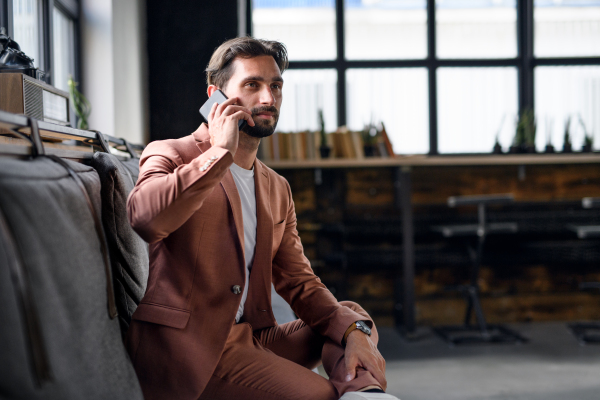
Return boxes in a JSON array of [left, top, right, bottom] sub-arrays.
[[264, 153, 600, 169], [0, 136, 93, 160]]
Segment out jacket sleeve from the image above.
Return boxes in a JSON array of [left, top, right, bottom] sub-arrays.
[[271, 180, 372, 345], [127, 141, 233, 243]]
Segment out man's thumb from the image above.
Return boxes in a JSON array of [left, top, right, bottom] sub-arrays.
[[344, 358, 356, 382]]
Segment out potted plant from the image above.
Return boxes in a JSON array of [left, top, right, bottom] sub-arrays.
[[582, 134, 594, 153], [509, 116, 521, 153], [579, 115, 593, 152], [493, 135, 503, 154], [492, 114, 505, 154], [318, 109, 330, 158], [511, 110, 536, 153], [68, 75, 91, 130], [362, 123, 378, 157], [544, 116, 555, 153], [522, 109, 537, 153], [563, 116, 572, 153]]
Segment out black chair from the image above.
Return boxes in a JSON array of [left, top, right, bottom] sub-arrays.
[[568, 197, 600, 345], [432, 194, 527, 345]]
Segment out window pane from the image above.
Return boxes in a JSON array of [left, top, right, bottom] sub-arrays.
[[12, 0, 41, 68], [438, 67, 518, 154], [345, 0, 427, 60], [535, 66, 600, 151], [252, 0, 336, 61], [436, 0, 517, 59], [52, 7, 75, 92], [276, 69, 337, 132], [346, 68, 429, 154], [534, 0, 600, 57]]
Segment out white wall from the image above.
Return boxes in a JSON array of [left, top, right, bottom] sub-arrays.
[[81, 0, 148, 145]]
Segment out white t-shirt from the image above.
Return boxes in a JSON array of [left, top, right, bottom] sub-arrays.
[[229, 162, 257, 323]]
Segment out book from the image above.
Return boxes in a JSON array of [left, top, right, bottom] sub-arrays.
[[380, 122, 395, 158], [351, 131, 365, 160]]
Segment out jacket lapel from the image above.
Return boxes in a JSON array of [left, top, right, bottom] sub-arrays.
[[194, 123, 245, 263], [243, 159, 275, 329], [220, 172, 245, 262]]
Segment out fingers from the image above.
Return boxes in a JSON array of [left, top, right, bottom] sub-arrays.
[[363, 360, 387, 390], [207, 102, 218, 124], [229, 110, 255, 127], [210, 97, 254, 127], [220, 104, 252, 118], [344, 354, 358, 382], [215, 97, 250, 119]]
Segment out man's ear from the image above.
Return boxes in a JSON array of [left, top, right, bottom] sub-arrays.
[[207, 85, 219, 97]]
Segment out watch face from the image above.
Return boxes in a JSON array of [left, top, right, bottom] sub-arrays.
[[357, 321, 372, 335]]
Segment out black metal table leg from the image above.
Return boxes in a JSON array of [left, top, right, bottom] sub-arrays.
[[394, 167, 416, 336]]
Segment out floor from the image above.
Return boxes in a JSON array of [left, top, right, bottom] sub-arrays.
[[376, 322, 600, 400]]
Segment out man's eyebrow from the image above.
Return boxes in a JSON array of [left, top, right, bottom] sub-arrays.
[[244, 76, 284, 83]]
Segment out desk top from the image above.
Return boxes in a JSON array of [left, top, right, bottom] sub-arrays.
[[264, 153, 600, 169]]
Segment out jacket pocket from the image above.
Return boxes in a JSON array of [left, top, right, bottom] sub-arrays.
[[132, 302, 191, 329]]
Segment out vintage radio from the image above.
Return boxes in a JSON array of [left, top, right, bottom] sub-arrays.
[[0, 73, 71, 126]]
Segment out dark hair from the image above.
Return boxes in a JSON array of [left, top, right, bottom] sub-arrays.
[[205, 37, 288, 89]]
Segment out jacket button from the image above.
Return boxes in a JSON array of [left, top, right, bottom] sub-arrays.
[[232, 285, 242, 295]]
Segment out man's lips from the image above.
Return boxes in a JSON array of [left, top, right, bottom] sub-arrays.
[[255, 113, 274, 119]]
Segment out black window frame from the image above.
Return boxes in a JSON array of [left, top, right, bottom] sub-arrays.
[[1, 0, 81, 90], [247, 0, 600, 155]]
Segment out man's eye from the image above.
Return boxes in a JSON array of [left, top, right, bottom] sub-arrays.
[[272, 84, 282, 90], [247, 82, 258, 88]]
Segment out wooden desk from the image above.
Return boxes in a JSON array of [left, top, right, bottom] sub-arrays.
[[266, 154, 600, 335]]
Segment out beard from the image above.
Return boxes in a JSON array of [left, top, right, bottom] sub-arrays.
[[241, 106, 279, 138]]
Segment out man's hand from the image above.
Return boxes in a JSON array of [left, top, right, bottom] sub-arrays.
[[207, 97, 255, 156], [344, 329, 387, 391]]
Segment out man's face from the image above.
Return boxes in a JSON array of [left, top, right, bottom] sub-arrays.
[[220, 55, 283, 138]]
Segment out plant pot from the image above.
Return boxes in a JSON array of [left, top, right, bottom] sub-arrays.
[[509, 145, 520, 154], [544, 144, 555, 153], [363, 144, 377, 157], [581, 144, 593, 153], [492, 143, 503, 154], [525, 145, 536, 153], [563, 143, 572, 153], [319, 146, 331, 159]]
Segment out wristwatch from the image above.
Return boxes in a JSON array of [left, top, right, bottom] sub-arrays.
[[355, 320, 372, 336], [343, 320, 372, 345]]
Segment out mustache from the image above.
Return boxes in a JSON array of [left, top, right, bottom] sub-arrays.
[[251, 106, 279, 116]]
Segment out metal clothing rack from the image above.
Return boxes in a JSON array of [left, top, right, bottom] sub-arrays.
[[0, 110, 143, 160]]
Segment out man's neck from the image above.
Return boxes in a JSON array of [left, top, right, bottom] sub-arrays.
[[233, 131, 260, 170]]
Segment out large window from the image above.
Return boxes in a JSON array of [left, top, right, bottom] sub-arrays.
[[250, 0, 600, 154], [2, 0, 79, 92]]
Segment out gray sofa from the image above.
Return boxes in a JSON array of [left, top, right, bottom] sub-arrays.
[[0, 151, 147, 399]]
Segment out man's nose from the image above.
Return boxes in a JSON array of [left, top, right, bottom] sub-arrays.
[[259, 87, 275, 106]]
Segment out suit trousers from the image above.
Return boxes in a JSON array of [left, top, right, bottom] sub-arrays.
[[199, 301, 380, 400]]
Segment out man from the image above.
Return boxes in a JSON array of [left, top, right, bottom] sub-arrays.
[[125, 37, 399, 400]]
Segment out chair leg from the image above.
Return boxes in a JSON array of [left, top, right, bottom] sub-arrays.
[[433, 235, 526, 345], [469, 287, 489, 336]]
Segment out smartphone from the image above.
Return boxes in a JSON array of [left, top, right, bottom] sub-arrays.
[[199, 89, 247, 130]]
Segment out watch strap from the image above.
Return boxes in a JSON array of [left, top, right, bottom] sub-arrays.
[[342, 322, 358, 345], [342, 321, 370, 345]]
